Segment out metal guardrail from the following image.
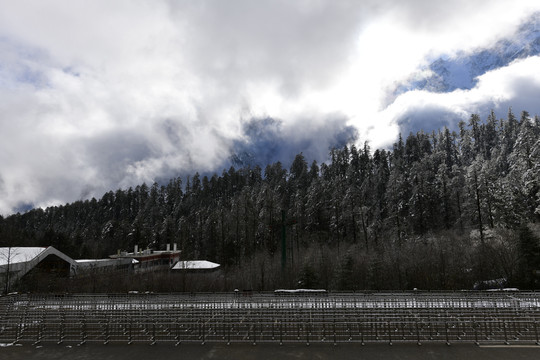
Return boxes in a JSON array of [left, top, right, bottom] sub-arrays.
[[0, 292, 539, 346]]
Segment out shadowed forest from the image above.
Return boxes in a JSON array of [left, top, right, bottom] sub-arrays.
[[1, 109, 540, 292]]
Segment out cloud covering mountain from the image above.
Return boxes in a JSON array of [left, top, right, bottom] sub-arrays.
[[391, 12, 540, 134], [1, 0, 540, 214]]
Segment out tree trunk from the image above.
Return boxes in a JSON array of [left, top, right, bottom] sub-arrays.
[[473, 171, 485, 246]]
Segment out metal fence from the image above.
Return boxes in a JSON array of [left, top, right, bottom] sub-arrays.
[[1, 292, 539, 346]]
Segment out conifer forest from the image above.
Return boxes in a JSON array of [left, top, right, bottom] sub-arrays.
[[1, 109, 540, 291]]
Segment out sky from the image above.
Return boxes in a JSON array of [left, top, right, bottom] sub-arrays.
[[1, 0, 540, 215]]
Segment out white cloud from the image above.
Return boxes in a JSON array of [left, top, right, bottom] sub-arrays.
[[385, 56, 540, 134], [1, 0, 540, 214]]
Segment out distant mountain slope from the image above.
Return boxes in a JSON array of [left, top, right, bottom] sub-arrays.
[[397, 12, 540, 94], [228, 116, 357, 169]]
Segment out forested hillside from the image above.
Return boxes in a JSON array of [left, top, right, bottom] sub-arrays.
[[1, 109, 540, 291]]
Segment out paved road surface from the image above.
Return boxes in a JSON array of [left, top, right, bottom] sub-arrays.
[[1, 343, 539, 360]]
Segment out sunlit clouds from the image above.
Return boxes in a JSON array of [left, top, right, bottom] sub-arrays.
[[1, 0, 540, 214]]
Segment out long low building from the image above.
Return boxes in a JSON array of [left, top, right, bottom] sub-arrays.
[[1, 244, 211, 292], [74, 257, 136, 273], [109, 244, 181, 272]]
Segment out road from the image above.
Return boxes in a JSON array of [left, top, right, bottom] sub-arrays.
[[1, 343, 540, 360]]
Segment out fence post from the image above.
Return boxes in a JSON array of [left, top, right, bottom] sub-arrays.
[[473, 321, 479, 346], [34, 322, 43, 346], [201, 322, 205, 345], [306, 321, 310, 346], [57, 312, 65, 345], [175, 318, 180, 346], [333, 318, 337, 346], [503, 321, 509, 345], [128, 317, 133, 345], [416, 320, 421, 346], [151, 322, 156, 345], [280, 321, 283, 346], [534, 321, 539, 346], [388, 322, 392, 346], [104, 317, 110, 345], [80, 314, 87, 346]]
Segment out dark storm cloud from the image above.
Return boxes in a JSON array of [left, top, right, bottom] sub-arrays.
[[396, 106, 462, 135], [82, 131, 153, 183], [231, 115, 357, 168]]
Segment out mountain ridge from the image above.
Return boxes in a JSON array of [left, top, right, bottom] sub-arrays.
[[396, 12, 540, 94]]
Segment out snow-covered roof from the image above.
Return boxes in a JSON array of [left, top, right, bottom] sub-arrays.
[[0, 246, 77, 284], [0, 246, 76, 268], [172, 260, 220, 270], [0, 247, 48, 266]]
